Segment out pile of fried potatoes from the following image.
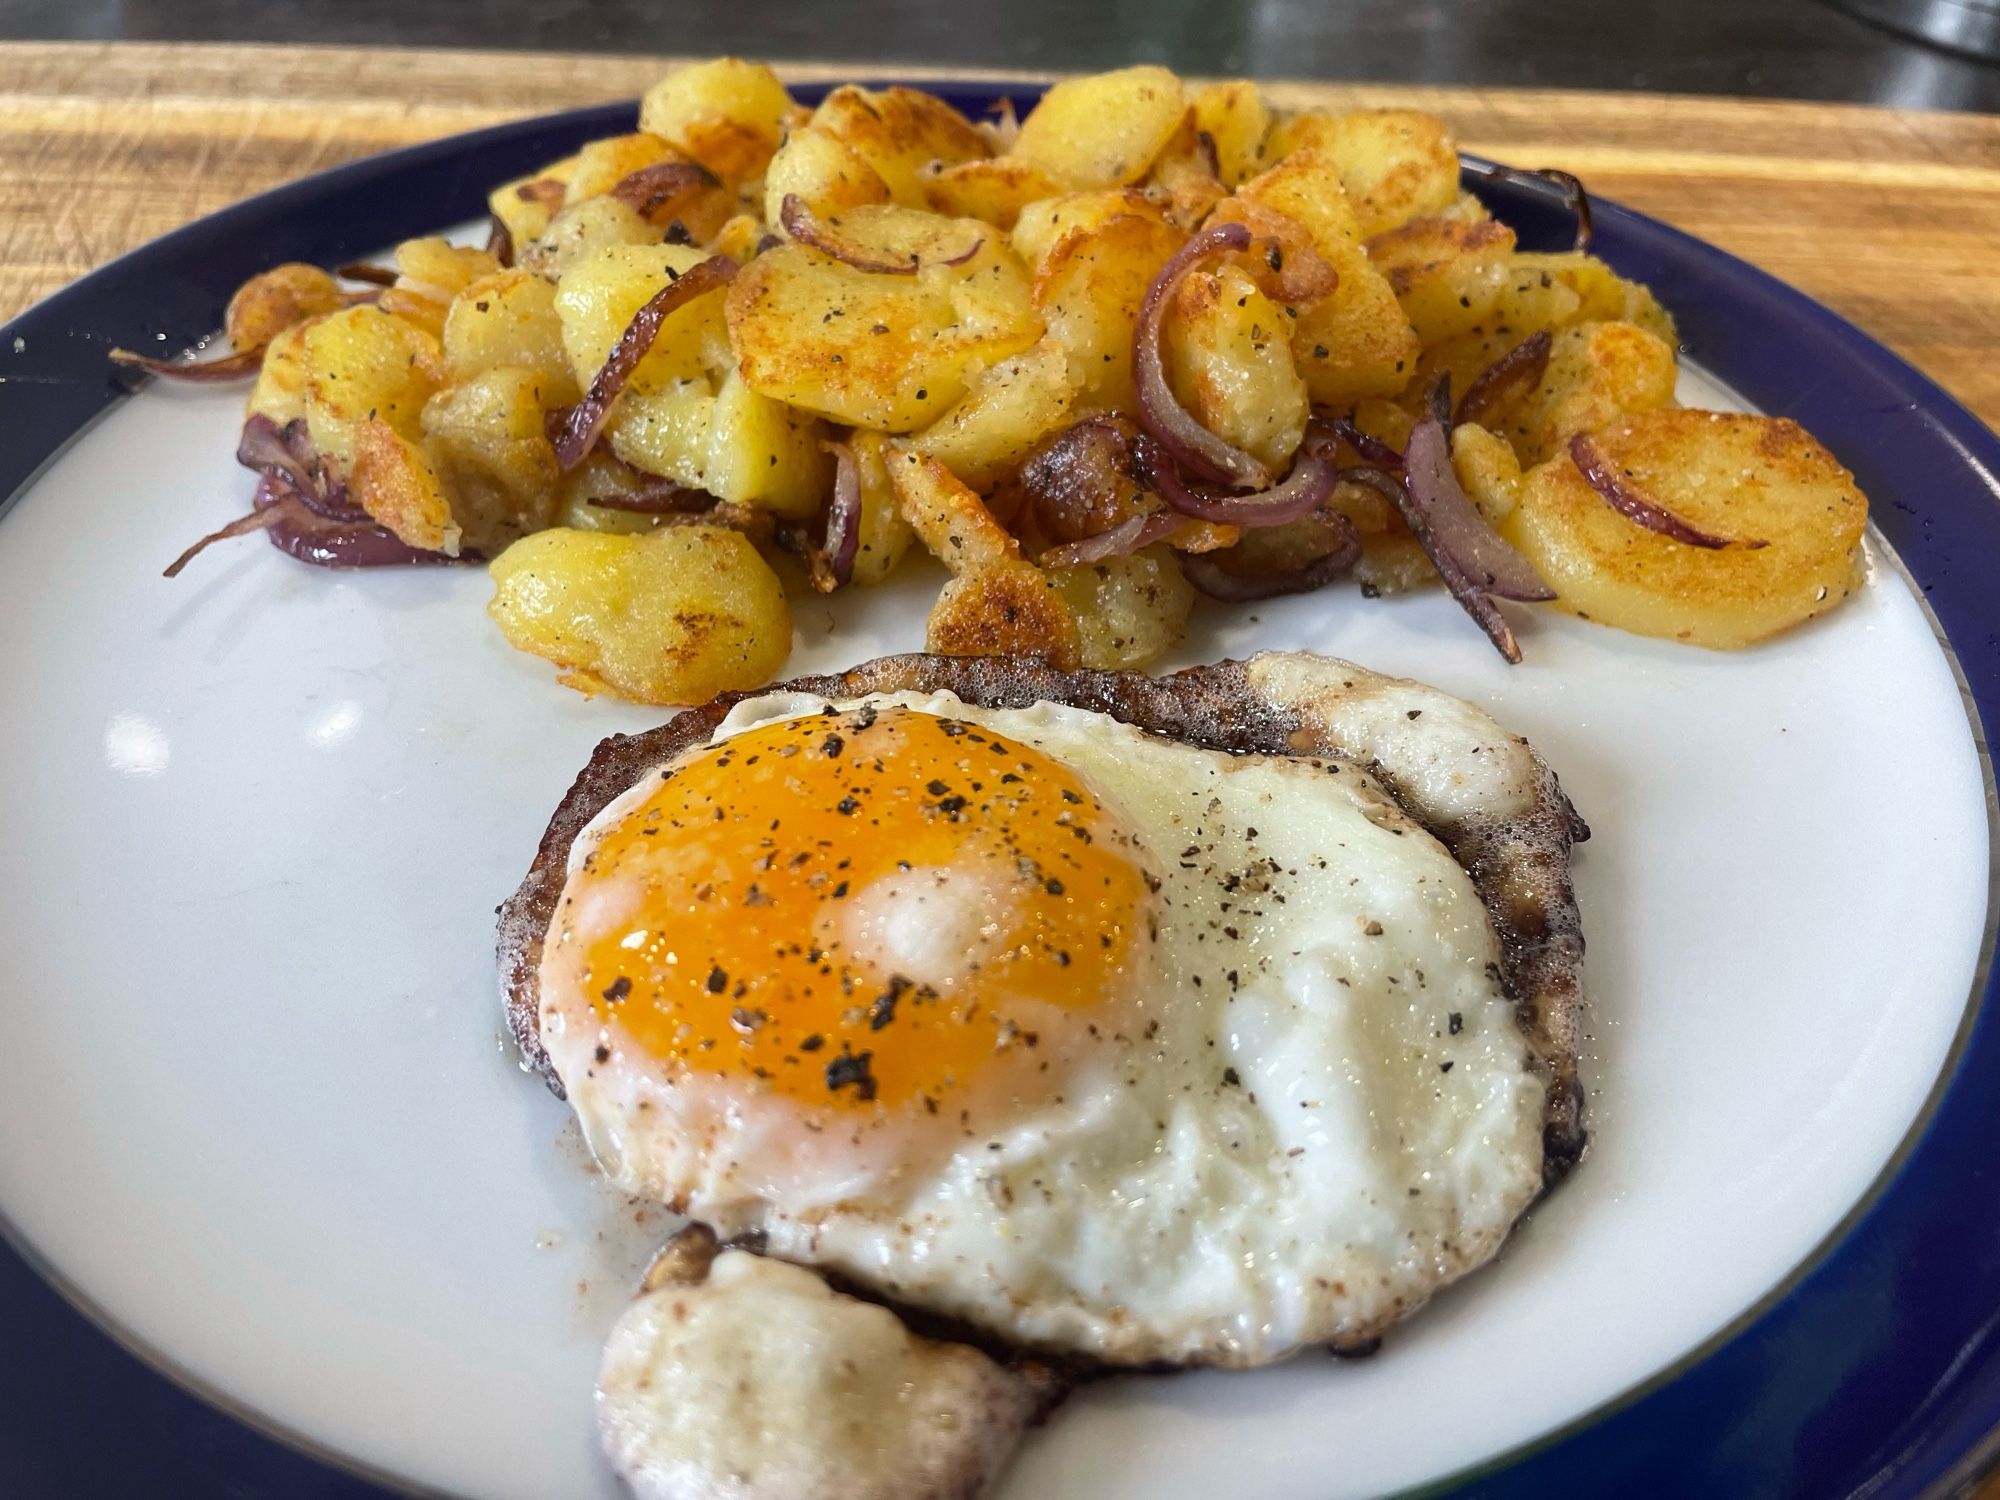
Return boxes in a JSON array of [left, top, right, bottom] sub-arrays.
[[209, 58, 1870, 703]]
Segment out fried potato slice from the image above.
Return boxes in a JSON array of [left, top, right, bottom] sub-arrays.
[[488, 524, 793, 703], [638, 58, 794, 182], [302, 305, 445, 469], [1164, 261, 1309, 471], [420, 366, 563, 552], [1008, 66, 1187, 189], [1268, 108, 1460, 238], [1030, 211, 1186, 413], [909, 336, 1078, 491], [1010, 189, 1170, 276], [246, 314, 327, 428], [887, 448, 1020, 571], [927, 560, 1082, 667], [1192, 81, 1273, 187], [351, 417, 460, 555], [443, 269, 581, 406], [1501, 409, 1869, 648], [811, 85, 991, 204], [1222, 149, 1421, 405], [762, 127, 893, 223], [489, 154, 577, 248], [848, 429, 919, 586], [727, 230, 1042, 432], [224, 264, 347, 352], [1047, 546, 1195, 668], [523, 197, 665, 281], [920, 158, 1067, 230]]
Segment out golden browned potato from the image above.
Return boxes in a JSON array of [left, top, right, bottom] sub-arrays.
[[442, 270, 581, 406], [908, 336, 1077, 490], [562, 132, 686, 203], [487, 524, 793, 702], [728, 229, 1042, 432], [1356, 533, 1437, 594], [350, 418, 460, 554], [919, 158, 1067, 230], [1501, 409, 1869, 648], [1513, 251, 1677, 347], [489, 155, 577, 248], [1008, 66, 1187, 189], [377, 238, 505, 337], [762, 127, 893, 223], [927, 560, 1081, 666], [1010, 189, 1170, 275], [1163, 261, 1309, 471], [1047, 546, 1195, 668], [638, 58, 794, 182], [1191, 81, 1273, 186], [614, 369, 828, 518], [848, 430, 919, 585], [1225, 148, 1421, 405], [1505, 320, 1680, 463], [1451, 421, 1523, 524], [887, 448, 1021, 570], [419, 367, 563, 552], [555, 243, 729, 394], [810, 85, 990, 204], [1268, 108, 1459, 238], [557, 449, 683, 534], [224, 264, 347, 352], [1145, 112, 1229, 229], [245, 314, 326, 427], [1029, 211, 1185, 412], [524, 197, 665, 281], [302, 306, 445, 467]]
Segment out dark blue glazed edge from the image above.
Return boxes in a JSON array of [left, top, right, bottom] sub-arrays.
[[1, 84, 1996, 1500]]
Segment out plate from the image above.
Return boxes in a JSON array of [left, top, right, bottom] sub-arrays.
[[1, 83, 1996, 1500]]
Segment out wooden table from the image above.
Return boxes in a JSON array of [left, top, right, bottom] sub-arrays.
[[2, 42, 1998, 431]]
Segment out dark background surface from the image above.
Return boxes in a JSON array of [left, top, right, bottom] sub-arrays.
[[6, 0, 2000, 113]]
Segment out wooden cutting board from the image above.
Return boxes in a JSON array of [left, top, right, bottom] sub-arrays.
[[1, 42, 1997, 427]]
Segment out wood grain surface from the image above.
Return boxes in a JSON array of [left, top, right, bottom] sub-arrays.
[[1, 38, 1998, 435]]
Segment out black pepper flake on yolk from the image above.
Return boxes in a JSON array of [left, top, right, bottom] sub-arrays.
[[578, 707, 1151, 1113]]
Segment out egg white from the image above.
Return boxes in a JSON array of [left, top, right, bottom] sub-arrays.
[[540, 689, 1547, 1367]]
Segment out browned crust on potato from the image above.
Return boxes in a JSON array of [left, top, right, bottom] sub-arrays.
[[497, 651, 1589, 1181]]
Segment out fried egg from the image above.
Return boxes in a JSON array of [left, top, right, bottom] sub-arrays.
[[536, 687, 1547, 1366]]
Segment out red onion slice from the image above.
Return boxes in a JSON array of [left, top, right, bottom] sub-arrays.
[[1457, 330, 1552, 428], [1568, 434, 1767, 550], [1366, 416, 1554, 663], [1180, 516, 1360, 600], [1404, 416, 1553, 601], [1037, 507, 1185, 569], [486, 213, 515, 267], [1132, 221, 1273, 490], [166, 473, 456, 577], [162, 502, 286, 577], [110, 345, 265, 382], [820, 440, 863, 588], [583, 481, 712, 515], [778, 195, 982, 274], [1310, 416, 1404, 469], [1146, 441, 1337, 528], [611, 161, 720, 222], [334, 262, 398, 287], [552, 255, 740, 470]]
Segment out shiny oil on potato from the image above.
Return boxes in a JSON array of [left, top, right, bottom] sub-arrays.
[[1502, 409, 1869, 648], [487, 525, 792, 703]]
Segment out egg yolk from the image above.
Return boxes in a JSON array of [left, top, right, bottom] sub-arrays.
[[573, 706, 1154, 1113]]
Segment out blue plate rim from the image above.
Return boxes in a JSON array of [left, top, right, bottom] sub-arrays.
[[2, 81, 1998, 1500]]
